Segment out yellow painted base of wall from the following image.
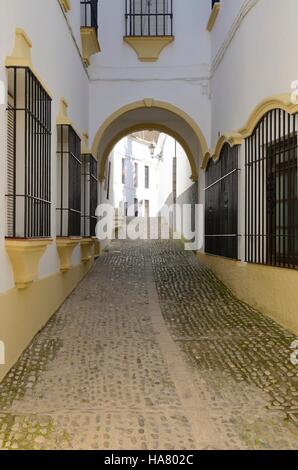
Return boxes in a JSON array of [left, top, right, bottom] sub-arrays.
[[197, 253, 298, 336], [0, 261, 94, 382]]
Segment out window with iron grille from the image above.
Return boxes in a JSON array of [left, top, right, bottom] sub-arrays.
[[245, 110, 298, 269], [145, 165, 150, 189], [81, 154, 98, 238], [125, 0, 173, 37], [205, 144, 239, 260], [81, 0, 99, 36], [56, 125, 82, 237], [6, 67, 52, 239]]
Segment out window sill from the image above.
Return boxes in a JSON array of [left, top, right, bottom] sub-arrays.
[[207, 3, 221, 32], [5, 239, 52, 289], [80, 239, 94, 263], [56, 237, 82, 273], [80, 27, 101, 66], [123, 36, 174, 62]]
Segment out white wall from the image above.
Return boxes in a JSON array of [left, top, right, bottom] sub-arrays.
[[89, 0, 212, 151], [210, 0, 298, 145], [0, 0, 90, 293], [1, 0, 298, 295], [156, 134, 196, 238], [103, 136, 159, 217]]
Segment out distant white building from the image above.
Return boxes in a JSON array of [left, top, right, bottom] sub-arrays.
[[102, 131, 194, 223]]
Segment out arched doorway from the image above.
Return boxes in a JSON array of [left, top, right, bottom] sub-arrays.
[[91, 99, 208, 183]]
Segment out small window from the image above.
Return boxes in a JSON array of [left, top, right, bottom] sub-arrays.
[[122, 158, 126, 185], [134, 162, 138, 188], [56, 125, 82, 237], [125, 0, 173, 37], [6, 67, 52, 238], [145, 165, 150, 189]]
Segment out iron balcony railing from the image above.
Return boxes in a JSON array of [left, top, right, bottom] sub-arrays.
[[212, 0, 220, 8], [81, 0, 99, 36], [125, 0, 173, 37]]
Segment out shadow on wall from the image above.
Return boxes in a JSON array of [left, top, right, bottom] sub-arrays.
[[158, 182, 198, 236]]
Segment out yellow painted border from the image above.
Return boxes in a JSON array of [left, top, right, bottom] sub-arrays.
[[80, 27, 101, 67], [0, 260, 94, 383], [59, 0, 71, 13], [5, 239, 53, 290], [202, 93, 298, 170], [91, 99, 208, 182], [207, 3, 221, 32], [56, 97, 82, 140], [56, 238, 81, 273], [100, 122, 199, 182], [124, 36, 174, 62], [5, 28, 53, 98], [202, 133, 243, 170], [239, 93, 298, 138], [197, 252, 298, 335]]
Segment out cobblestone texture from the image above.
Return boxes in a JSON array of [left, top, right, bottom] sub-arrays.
[[0, 238, 297, 449]]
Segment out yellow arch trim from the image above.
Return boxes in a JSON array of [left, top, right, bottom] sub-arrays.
[[201, 133, 243, 170], [202, 93, 298, 171], [91, 98, 208, 167], [239, 93, 298, 138], [99, 122, 199, 182]]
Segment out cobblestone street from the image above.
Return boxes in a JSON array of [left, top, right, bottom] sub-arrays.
[[0, 239, 298, 450]]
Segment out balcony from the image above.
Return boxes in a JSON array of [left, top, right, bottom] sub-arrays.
[[124, 0, 174, 62], [80, 0, 101, 66], [207, 1, 221, 32]]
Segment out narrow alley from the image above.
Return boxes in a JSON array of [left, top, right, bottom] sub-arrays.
[[0, 239, 297, 450]]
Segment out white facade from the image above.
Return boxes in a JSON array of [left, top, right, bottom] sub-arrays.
[[0, 0, 298, 379], [103, 136, 160, 218], [103, 133, 193, 221]]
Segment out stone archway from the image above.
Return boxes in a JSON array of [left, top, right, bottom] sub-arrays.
[[91, 99, 208, 182]]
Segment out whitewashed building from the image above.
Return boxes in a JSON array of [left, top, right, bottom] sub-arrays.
[[0, 0, 297, 381]]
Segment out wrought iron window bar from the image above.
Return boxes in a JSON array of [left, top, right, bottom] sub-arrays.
[[205, 144, 239, 260], [81, 154, 98, 238], [6, 66, 52, 239], [245, 109, 298, 269], [125, 0, 173, 37], [212, 0, 220, 8], [81, 0, 99, 36], [56, 125, 82, 237]]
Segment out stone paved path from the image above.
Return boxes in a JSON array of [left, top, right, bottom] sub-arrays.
[[0, 239, 298, 450]]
